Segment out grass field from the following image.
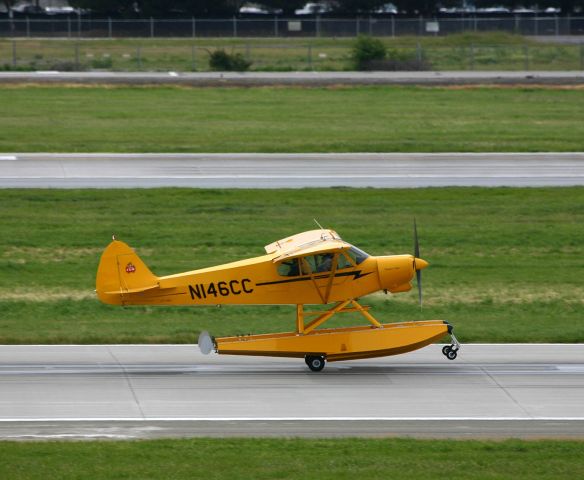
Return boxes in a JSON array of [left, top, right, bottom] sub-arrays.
[[1, 33, 583, 71], [0, 187, 582, 344], [1, 85, 584, 153], [1, 438, 584, 479]]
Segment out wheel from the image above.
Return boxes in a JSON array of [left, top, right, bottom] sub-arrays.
[[305, 355, 326, 372], [442, 345, 451, 356], [446, 350, 457, 360]]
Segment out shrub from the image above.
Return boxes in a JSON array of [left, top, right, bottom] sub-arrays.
[[366, 48, 432, 71], [351, 35, 386, 70], [91, 56, 113, 69], [48, 61, 81, 71], [208, 49, 251, 72]]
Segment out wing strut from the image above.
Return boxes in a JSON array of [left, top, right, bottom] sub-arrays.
[[295, 298, 382, 335], [323, 254, 339, 304]]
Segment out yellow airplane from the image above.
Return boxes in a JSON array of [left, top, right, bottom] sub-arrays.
[[96, 224, 460, 371]]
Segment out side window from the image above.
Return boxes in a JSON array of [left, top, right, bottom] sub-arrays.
[[314, 253, 334, 272], [337, 252, 353, 269], [277, 259, 300, 277], [302, 255, 316, 274]]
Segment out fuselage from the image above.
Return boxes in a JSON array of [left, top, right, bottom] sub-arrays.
[[98, 249, 421, 306]]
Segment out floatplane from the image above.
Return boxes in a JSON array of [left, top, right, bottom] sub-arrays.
[[96, 224, 460, 371]]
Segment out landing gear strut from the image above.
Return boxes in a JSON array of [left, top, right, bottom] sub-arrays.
[[442, 332, 461, 361], [305, 355, 326, 372]]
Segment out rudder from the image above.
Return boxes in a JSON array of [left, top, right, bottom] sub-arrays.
[[96, 240, 159, 305]]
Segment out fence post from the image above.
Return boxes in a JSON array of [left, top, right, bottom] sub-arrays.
[[391, 15, 395, 38], [470, 44, 475, 71], [11, 40, 16, 68], [473, 15, 477, 32], [523, 45, 529, 70], [416, 42, 422, 63], [233, 16, 237, 37], [26, 16, 30, 37], [418, 15, 423, 36], [534, 14, 538, 36], [274, 15, 278, 37], [369, 15, 372, 35], [316, 15, 320, 37], [150, 17, 154, 38], [67, 16, 71, 38], [307, 44, 313, 69], [555, 14, 559, 37], [192, 17, 196, 38], [514, 14, 519, 34], [137, 46, 141, 69], [356, 16, 359, 36], [191, 44, 196, 70], [74, 43, 79, 70], [77, 14, 81, 37], [108, 17, 112, 38]]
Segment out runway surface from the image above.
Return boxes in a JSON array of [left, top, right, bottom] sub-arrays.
[[2, 152, 584, 188], [1, 70, 583, 86], [1, 344, 583, 440]]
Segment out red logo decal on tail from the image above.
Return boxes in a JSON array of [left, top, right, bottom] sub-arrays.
[[125, 263, 136, 273]]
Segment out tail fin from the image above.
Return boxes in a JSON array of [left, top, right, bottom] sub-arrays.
[[96, 240, 159, 305]]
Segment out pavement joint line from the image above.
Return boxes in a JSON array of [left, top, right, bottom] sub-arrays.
[[106, 345, 146, 420], [481, 365, 533, 418]]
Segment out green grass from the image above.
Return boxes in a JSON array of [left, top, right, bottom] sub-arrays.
[[1, 33, 583, 71], [0, 187, 583, 344], [2, 85, 584, 153], [1, 438, 583, 479]]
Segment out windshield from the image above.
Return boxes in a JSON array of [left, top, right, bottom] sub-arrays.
[[347, 246, 369, 265]]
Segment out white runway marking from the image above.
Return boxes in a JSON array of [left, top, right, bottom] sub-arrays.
[[0, 156, 17, 161], [2, 417, 584, 422]]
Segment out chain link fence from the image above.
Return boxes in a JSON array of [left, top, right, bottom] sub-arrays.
[[1, 16, 584, 38]]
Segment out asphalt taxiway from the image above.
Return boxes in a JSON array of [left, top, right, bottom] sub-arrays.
[[1, 344, 583, 440], [1, 152, 584, 188], [1, 70, 583, 86]]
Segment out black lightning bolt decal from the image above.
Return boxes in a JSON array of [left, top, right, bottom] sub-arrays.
[[256, 270, 372, 287]]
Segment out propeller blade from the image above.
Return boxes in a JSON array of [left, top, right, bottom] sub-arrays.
[[414, 217, 420, 259], [417, 268, 422, 308], [414, 218, 422, 309]]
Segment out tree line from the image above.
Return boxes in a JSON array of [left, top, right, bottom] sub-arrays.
[[3, 0, 583, 17]]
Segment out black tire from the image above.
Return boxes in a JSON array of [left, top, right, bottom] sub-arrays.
[[446, 350, 457, 360], [305, 355, 326, 372], [442, 345, 451, 356]]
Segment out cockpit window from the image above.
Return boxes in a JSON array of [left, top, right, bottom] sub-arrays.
[[277, 259, 300, 277], [314, 253, 334, 273], [278, 250, 367, 277], [337, 252, 353, 269], [346, 246, 369, 265]]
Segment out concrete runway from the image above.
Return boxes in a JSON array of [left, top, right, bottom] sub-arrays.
[[1, 344, 583, 440], [2, 152, 584, 188], [1, 71, 584, 86]]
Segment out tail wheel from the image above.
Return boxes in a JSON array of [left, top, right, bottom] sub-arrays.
[[305, 355, 326, 372]]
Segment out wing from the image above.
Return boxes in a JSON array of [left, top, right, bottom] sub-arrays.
[[271, 240, 351, 263]]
